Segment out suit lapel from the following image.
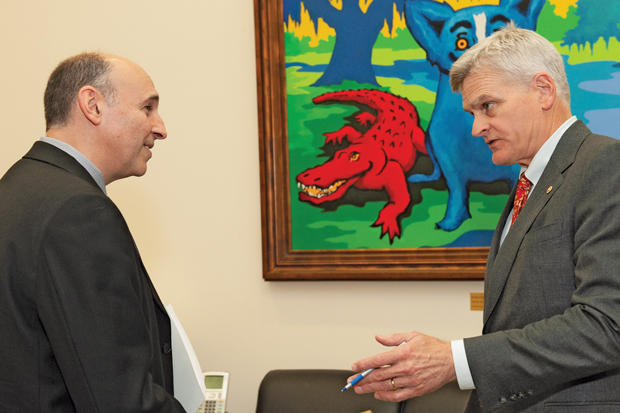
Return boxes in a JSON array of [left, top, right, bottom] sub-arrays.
[[487, 185, 516, 269], [141, 261, 167, 314], [483, 184, 516, 318], [133, 241, 167, 313], [483, 120, 591, 328]]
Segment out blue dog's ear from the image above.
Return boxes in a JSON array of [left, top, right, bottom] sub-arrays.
[[501, 0, 547, 29], [404, 0, 454, 68]]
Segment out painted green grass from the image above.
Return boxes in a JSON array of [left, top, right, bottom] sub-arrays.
[[291, 188, 507, 249]]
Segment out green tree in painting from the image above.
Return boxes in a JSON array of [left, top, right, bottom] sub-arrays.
[[562, 0, 620, 50]]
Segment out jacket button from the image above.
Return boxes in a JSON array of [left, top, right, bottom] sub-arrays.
[[509, 394, 517, 401], [518, 392, 525, 399], [499, 396, 508, 404], [163, 342, 172, 354]]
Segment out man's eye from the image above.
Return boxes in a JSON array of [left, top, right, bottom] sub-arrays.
[[483, 102, 494, 111]]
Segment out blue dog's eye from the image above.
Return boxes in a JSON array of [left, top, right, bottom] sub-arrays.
[[455, 32, 470, 51], [456, 37, 469, 50]]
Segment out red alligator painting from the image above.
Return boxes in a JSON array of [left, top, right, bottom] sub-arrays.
[[296, 89, 426, 242]]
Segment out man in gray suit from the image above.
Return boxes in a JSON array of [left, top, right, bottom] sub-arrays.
[[0, 53, 186, 412], [348, 25, 620, 412]]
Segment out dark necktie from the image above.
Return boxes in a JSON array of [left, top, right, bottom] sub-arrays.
[[511, 173, 533, 227]]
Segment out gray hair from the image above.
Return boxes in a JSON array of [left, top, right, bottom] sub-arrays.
[[44, 53, 117, 131], [450, 23, 570, 103]]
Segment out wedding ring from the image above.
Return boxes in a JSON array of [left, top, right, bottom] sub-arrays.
[[391, 378, 397, 391]]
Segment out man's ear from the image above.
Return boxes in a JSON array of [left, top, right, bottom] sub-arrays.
[[77, 86, 104, 125], [534, 72, 556, 111]]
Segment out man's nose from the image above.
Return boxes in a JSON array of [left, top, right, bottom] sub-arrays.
[[153, 114, 167, 140], [471, 117, 488, 138]]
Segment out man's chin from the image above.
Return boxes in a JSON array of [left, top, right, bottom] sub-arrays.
[[491, 153, 511, 166], [130, 164, 148, 178]]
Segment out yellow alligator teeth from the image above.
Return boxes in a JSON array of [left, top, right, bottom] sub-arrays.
[[302, 180, 347, 198]]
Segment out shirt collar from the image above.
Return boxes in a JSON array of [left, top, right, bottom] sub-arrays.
[[39, 137, 107, 195], [521, 116, 577, 188]]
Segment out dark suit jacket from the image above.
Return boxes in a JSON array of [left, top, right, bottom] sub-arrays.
[[462, 121, 620, 412], [0, 142, 186, 412]]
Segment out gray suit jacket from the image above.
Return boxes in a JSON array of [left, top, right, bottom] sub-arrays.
[[0, 142, 185, 412], [463, 121, 620, 412]]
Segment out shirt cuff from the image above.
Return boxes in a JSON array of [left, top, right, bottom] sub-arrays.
[[451, 339, 476, 390]]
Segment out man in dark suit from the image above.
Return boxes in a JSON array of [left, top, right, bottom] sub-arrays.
[[0, 53, 186, 412], [347, 25, 620, 412]]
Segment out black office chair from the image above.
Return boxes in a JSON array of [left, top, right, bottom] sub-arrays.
[[255, 369, 401, 413], [401, 381, 470, 413]]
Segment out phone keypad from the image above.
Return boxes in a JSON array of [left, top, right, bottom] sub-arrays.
[[204, 399, 224, 412]]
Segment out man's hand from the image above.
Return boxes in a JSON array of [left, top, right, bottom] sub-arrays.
[[349, 332, 457, 402]]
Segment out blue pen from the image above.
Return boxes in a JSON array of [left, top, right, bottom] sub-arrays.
[[341, 342, 406, 392]]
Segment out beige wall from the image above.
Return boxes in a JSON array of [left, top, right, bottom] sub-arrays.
[[0, 1, 483, 411]]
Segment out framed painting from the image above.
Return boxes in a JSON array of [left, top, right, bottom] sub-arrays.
[[254, 0, 620, 280]]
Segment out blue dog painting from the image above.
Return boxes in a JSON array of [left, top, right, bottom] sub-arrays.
[[283, 0, 620, 249], [404, 0, 546, 231]]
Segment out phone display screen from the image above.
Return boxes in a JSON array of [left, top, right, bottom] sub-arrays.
[[204, 375, 224, 390]]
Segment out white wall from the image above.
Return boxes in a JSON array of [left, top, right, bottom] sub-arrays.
[[0, 1, 483, 411]]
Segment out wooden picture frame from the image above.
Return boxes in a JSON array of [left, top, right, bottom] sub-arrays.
[[255, 0, 620, 281], [254, 0, 489, 281]]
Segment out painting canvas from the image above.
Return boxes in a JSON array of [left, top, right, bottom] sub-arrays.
[[255, 0, 620, 279], [285, 0, 619, 245]]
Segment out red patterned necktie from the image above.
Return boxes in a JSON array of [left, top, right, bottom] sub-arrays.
[[511, 173, 533, 227]]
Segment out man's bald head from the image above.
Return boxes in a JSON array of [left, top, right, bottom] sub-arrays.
[[44, 53, 118, 131]]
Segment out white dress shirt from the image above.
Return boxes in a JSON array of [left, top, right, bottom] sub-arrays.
[[451, 116, 577, 390]]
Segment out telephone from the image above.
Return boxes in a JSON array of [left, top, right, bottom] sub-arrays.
[[196, 372, 229, 413]]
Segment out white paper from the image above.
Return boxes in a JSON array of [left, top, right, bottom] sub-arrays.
[[166, 304, 207, 412]]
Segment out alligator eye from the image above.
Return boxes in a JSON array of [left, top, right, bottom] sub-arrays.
[[349, 152, 360, 162], [456, 37, 469, 50]]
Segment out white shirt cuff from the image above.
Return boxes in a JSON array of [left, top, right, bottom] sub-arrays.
[[451, 339, 476, 390]]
